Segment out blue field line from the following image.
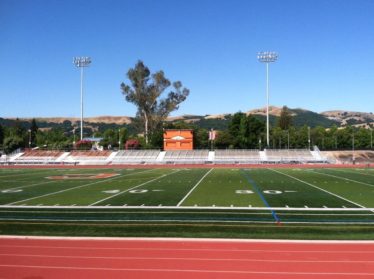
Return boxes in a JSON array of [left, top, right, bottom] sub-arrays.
[[240, 169, 281, 223]]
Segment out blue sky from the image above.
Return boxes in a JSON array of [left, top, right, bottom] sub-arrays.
[[1, 0, 373, 118]]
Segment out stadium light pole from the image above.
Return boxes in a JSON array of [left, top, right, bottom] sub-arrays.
[[352, 131, 355, 164], [370, 128, 373, 149], [308, 126, 311, 150], [28, 129, 31, 148], [118, 129, 121, 150], [257, 51, 278, 147], [72, 128, 76, 146], [73, 57, 92, 141]]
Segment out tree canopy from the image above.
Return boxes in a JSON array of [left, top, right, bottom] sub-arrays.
[[121, 61, 189, 144], [277, 106, 293, 130]]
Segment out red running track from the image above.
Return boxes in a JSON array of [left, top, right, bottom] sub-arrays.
[[0, 236, 374, 279]]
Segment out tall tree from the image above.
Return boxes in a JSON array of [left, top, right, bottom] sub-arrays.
[[121, 61, 189, 144], [30, 118, 38, 147], [0, 124, 4, 147], [277, 106, 293, 130]]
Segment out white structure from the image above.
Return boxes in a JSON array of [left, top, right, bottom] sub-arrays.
[[73, 57, 92, 140], [257, 51, 278, 147]]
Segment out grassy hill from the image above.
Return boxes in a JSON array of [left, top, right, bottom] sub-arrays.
[[2, 106, 372, 132]]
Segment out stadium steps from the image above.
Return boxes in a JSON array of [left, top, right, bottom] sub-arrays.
[[106, 151, 118, 163], [9, 152, 24, 162], [156, 151, 166, 162], [259, 151, 267, 161], [208, 151, 215, 161], [55, 152, 70, 162]]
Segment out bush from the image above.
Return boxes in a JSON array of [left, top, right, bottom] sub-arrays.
[[3, 136, 24, 154]]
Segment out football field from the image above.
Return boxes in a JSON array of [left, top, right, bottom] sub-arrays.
[[0, 167, 374, 225]]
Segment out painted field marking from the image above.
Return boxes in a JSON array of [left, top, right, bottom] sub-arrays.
[[1, 189, 23, 193], [176, 168, 213, 207], [102, 190, 120, 194], [89, 169, 180, 206], [0, 169, 55, 179], [1, 180, 57, 193], [310, 170, 374, 188], [7, 169, 155, 206], [270, 169, 368, 210], [333, 168, 374, 178], [240, 169, 280, 223]]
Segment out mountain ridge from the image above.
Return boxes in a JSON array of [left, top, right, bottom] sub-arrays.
[[2, 106, 373, 130]]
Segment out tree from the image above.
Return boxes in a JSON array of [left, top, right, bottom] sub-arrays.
[[228, 112, 245, 147], [228, 113, 265, 148], [277, 106, 293, 130], [121, 61, 189, 144], [30, 118, 38, 147], [3, 136, 23, 154], [215, 130, 235, 149], [0, 124, 4, 147]]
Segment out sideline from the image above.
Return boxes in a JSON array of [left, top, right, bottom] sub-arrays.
[[1, 235, 374, 244]]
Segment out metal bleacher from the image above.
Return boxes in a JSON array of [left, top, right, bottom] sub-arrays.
[[64, 150, 112, 165], [13, 150, 64, 165], [265, 149, 315, 162], [3, 147, 327, 165], [111, 150, 160, 164], [163, 150, 209, 164], [214, 149, 261, 163]]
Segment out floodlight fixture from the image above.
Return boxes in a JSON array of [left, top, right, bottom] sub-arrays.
[[257, 51, 278, 147], [257, 52, 278, 63], [73, 56, 92, 140]]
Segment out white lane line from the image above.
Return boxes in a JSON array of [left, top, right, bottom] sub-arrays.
[[3, 235, 374, 244], [7, 169, 154, 206], [0, 264, 373, 276], [269, 169, 368, 210], [0, 253, 373, 263], [176, 168, 213, 207], [89, 170, 180, 206], [3, 243, 374, 252], [310, 170, 374, 188]]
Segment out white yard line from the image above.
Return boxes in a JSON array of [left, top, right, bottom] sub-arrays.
[[6, 169, 155, 206], [2, 205, 374, 211], [269, 169, 368, 209], [89, 169, 180, 206], [0, 169, 56, 179], [176, 168, 213, 207], [310, 169, 374, 188], [331, 168, 374, 177], [1, 180, 57, 191]]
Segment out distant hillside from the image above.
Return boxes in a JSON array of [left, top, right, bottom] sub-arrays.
[[321, 110, 374, 127], [1, 106, 373, 132]]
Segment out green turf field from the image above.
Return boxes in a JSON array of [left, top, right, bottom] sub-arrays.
[[0, 167, 374, 228]]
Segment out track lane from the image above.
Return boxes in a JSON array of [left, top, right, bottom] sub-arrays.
[[1, 237, 374, 279]]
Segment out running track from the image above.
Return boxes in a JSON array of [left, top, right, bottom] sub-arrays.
[[0, 237, 374, 279]]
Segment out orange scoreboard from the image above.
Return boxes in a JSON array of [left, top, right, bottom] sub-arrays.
[[163, 129, 193, 150]]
